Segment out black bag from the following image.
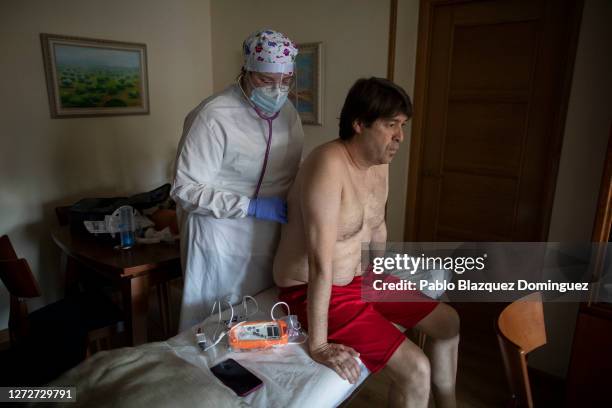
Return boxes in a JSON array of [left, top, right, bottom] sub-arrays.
[[68, 183, 171, 235]]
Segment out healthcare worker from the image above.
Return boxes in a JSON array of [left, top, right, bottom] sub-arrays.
[[171, 29, 303, 331]]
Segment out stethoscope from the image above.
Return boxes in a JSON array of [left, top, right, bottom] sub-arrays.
[[237, 74, 279, 199]]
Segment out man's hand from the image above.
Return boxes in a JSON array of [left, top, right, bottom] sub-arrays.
[[310, 342, 361, 384]]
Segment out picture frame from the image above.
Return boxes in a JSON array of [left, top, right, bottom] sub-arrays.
[[40, 33, 150, 118], [291, 42, 323, 126]]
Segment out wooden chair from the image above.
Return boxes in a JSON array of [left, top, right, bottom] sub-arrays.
[[496, 292, 547, 408], [0, 234, 125, 384]]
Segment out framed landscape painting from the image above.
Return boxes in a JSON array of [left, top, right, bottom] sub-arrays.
[[291, 42, 322, 126], [41, 33, 149, 118]]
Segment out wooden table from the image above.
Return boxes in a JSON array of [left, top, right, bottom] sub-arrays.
[[52, 226, 182, 346]]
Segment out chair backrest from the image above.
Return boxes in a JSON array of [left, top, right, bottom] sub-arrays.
[[0, 235, 41, 298], [496, 292, 546, 408], [0, 235, 42, 344], [0, 235, 18, 260], [0, 258, 41, 299]]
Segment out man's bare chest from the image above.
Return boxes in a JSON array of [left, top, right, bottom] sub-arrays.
[[337, 168, 387, 241]]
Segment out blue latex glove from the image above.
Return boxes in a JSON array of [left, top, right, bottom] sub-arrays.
[[247, 197, 288, 224]]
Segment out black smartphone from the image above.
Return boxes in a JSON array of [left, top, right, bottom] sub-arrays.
[[210, 358, 263, 397]]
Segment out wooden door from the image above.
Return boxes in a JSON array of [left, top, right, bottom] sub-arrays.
[[565, 127, 612, 406], [406, 0, 582, 241]]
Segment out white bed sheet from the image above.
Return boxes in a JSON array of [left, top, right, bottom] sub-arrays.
[[48, 287, 369, 408]]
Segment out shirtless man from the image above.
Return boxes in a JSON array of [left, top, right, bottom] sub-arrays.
[[274, 78, 460, 408]]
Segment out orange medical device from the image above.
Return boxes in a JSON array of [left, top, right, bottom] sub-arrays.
[[228, 320, 289, 350]]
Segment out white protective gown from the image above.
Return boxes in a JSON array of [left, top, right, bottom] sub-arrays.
[[171, 84, 303, 331]]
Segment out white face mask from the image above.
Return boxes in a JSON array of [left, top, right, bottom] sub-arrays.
[[249, 84, 289, 115], [241, 73, 292, 115]]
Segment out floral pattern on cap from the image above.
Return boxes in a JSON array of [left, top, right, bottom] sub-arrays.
[[243, 29, 298, 75]]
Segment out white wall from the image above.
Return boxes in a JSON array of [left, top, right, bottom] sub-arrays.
[[0, 0, 214, 328], [389, 0, 420, 241], [210, 0, 390, 152], [529, 0, 612, 378], [210, 0, 420, 242]]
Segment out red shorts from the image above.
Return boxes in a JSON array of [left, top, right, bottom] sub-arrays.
[[278, 274, 438, 373]]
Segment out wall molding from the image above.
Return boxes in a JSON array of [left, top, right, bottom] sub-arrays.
[[387, 0, 398, 80]]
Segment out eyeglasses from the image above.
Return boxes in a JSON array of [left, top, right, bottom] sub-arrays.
[[250, 72, 295, 90]]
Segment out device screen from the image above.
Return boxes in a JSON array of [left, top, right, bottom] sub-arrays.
[[210, 358, 263, 396]]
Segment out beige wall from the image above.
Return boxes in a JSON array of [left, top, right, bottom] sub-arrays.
[[0, 0, 213, 328], [210, 0, 389, 154], [210, 0, 419, 242], [529, 0, 612, 378], [389, 0, 420, 241]]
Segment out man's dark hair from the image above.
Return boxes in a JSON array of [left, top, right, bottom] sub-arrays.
[[338, 77, 412, 140]]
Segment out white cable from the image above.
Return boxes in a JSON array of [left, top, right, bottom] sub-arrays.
[[242, 295, 259, 319], [270, 301, 290, 321], [209, 299, 235, 346], [203, 321, 246, 352], [226, 300, 234, 328], [210, 301, 220, 341]]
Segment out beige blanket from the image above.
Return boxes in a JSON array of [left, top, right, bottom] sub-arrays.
[[45, 288, 367, 408]]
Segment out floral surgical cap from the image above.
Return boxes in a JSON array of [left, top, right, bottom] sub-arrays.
[[242, 29, 298, 75]]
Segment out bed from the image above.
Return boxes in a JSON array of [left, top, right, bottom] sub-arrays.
[[47, 287, 369, 407]]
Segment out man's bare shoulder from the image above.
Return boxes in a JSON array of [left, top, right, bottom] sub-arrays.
[[301, 140, 346, 173]]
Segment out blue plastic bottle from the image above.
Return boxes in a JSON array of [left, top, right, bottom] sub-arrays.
[[118, 205, 135, 249]]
